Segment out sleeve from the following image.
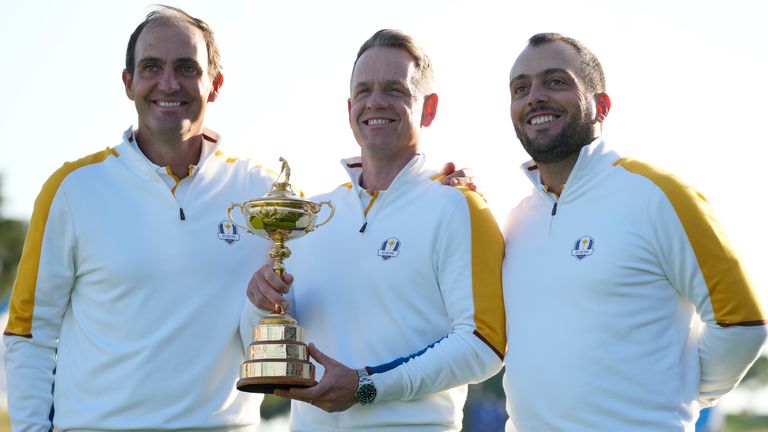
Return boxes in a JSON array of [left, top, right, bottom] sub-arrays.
[[648, 181, 767, 407], [239, 298, 271, 352], [4, 181, 77, 431], [370, 187, 506, 401]]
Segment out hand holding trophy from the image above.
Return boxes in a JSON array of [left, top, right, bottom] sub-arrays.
[[227, 157, 334, 393]]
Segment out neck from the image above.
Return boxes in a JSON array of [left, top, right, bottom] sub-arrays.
[[135, 130, 204, 179], [360, 151, 416, 191], [536, 153, 579, 196]]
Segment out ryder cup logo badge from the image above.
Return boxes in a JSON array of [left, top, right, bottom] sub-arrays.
[[217, 220, 240, 245], [571, 235, 595, 260], [378, 237, 401, 260]]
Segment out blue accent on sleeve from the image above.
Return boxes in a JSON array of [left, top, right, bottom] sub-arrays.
[[368, 336, 446, 374]]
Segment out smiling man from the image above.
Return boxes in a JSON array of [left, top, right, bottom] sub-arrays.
[[3, 6, 275, 431], [501, 33, 767, 431], [248, 29, 505, 431]]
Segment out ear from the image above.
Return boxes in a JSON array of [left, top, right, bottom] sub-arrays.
[[420, 93, 439, 127], [122, 69, 135, 101], [347, 98, 353, 128], [595, 92, 611, 123], [207, 73, 224, 103]]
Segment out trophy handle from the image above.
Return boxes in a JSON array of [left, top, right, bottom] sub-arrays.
[[227, 202, 253, 234], [312, 201, 335, 229]]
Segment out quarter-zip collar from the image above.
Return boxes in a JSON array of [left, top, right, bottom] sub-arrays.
[[342, 153, 428, 232], [520, 138, 620, 205]]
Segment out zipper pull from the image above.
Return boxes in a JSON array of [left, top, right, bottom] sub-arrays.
[[180, 208, 186, 221], [551, 202, 558, 216]]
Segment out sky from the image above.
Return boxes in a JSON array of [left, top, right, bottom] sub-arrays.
[[0, 0, 765, 313]]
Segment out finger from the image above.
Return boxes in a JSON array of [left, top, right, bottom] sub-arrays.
[[438, 161, 456, 176], [262, 265, 292, 294], [307, 343, 334, 367], [248, 269, 289, 311]]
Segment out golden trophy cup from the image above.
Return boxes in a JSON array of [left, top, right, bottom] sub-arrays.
[[227, 157, 334, 393]]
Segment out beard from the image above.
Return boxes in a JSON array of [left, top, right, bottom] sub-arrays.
[[515, 110, 595, 164]]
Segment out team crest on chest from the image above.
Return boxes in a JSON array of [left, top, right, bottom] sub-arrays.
[[571, 235, 595, 260], [378, 237, 401, 260], [217, 220, 241, 245]]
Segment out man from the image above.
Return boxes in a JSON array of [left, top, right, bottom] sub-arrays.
[[3, 6, 274, 430], [249, 29, 506, 431], [502, 32, 767, 431]]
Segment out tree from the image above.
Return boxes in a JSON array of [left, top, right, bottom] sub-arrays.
[[0, 176, 28, 299]]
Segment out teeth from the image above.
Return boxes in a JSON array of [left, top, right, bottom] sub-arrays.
[[530, 115, 556, 125], [157, 101, 182, 107], [367, 118, 391, 126]]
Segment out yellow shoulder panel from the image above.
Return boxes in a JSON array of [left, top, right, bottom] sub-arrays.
[[616, 158, 765, 326], [5, 148, 118, 337], [457, 186, 506, 357]]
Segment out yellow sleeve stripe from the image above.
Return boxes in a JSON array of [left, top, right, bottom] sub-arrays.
[[4, 148, 118, 337], [457, 186, 507, 358], [616, 158, 766, 325]]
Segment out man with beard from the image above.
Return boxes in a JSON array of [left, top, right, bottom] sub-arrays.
[[501, 33, 767, 431]]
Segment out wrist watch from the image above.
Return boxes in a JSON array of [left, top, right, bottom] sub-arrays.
[[354, 368, 377, 405]]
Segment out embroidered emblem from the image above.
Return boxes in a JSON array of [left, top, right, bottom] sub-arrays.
[[571, 235, 595, 260], [217, 220, 240, 245], [378, 237, 401, 260]]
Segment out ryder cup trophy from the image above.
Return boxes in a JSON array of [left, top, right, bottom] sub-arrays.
[[227, 157, 334, 393]]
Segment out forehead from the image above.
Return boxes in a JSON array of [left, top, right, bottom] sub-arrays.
[[351, 47, 418, 86], [510, 41, 581, 81], [135, 22, 207, 62]]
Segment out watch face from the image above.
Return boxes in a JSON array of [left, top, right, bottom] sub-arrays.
[[357, 383, 377, 405]]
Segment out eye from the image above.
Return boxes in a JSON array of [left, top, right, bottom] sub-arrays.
[[387, 86, 405, 96], [179, 64, 199, 75], [511, 84, 528, 96], [142, 63, 159, 73], [549, 78, 567, 87]]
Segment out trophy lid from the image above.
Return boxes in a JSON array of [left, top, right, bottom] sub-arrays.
[[259, 157, 316, 206]]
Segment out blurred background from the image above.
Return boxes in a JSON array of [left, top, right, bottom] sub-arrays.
[[1, 0, 766, 430]]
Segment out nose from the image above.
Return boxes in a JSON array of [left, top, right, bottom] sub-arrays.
[[158, 68, 181, 93], [366, 88, 387, 110], [527, 82, 548, 107]]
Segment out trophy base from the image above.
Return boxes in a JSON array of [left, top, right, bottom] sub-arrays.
[[236, 375, 318, 394], [237, 359, 317, 394]]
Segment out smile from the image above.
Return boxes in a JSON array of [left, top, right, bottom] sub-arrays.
[[155, 101, 183, 107], [529, 115, 558, 126], [365, 118, 394, 126]]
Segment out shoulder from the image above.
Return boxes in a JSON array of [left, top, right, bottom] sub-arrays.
[[613, 157, 709, 209], [44, 147, 119, 192]]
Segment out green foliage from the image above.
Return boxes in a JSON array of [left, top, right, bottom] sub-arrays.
[[0, 176, 29, 299], [742, 356, 768, 388], [723, 414, 768, 432]]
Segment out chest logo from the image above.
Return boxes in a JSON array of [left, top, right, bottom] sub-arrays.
[[571, 235, 595, 260], [217, 220, 241, 245], [378, 237, 401, 260]]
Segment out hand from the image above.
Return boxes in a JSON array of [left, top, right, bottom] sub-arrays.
[[438, 162, 484, 199], [274, 343, 359, 412], [246, 263, 294, 313]]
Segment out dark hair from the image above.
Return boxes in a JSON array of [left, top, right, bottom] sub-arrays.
[[528, 33, 605, 93], [124, 5, 221, 79], [352, 29, 434, 94]]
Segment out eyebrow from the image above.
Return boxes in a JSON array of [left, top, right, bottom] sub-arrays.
[[510, 68, 569, 83], [352, 79, 407, 91], [137, 56, 202, 66]]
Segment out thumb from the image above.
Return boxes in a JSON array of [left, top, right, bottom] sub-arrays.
[[308, 343, 333, 366], [439, 161, 456, 176]]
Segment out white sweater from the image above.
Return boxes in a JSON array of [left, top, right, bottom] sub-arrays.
[[502, 139, 767, 431], [286, 154, 506, 431], [4, 127, 273, 431]]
